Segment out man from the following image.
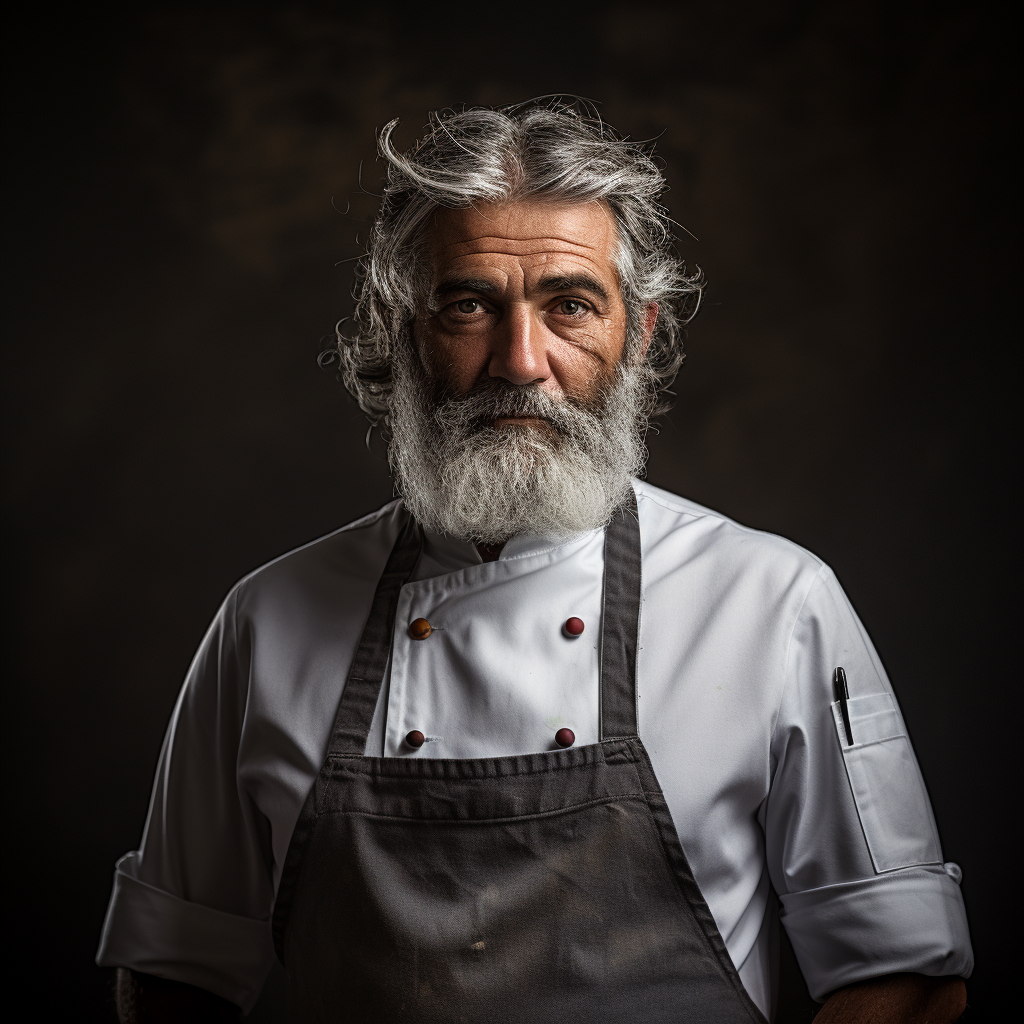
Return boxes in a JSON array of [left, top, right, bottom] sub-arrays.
[[98, 100, 972, 1022]]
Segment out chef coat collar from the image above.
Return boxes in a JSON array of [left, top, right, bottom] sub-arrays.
[[416, 521, 604, 577], [408, 480, 642, 580]]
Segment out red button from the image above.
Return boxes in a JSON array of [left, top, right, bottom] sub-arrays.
[[555, 728, 576, 748], [409, 618, 432, 640], [406, 730, 425, 748], [563, 617, 585, 637]]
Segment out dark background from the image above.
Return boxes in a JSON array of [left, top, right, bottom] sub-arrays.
[[8, 2, 1016, 1020]]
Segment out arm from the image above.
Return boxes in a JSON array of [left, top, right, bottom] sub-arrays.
[[814, 972, 966, 1022], [116, 968, 242, 1023], [96, 590, 277, 1015], [768, 568, 972, 1007]]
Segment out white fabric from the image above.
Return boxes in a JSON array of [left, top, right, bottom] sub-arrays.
[[96, 481, 973, 1017]]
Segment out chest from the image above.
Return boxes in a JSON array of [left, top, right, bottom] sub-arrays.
[[378, 543, 778, 808]]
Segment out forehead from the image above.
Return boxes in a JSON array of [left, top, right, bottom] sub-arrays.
[[423, 200, 620, 281]]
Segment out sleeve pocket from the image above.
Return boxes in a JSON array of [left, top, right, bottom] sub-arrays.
[[832, 694, 942, 873]]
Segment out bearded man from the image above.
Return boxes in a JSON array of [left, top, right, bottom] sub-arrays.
[[97, 101, 972, 1023]]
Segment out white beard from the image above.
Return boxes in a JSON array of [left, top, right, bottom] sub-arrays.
[[387, 343, 649, 544]]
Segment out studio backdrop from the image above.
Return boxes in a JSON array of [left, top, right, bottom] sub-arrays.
[[8, 3, 1014, 1020]]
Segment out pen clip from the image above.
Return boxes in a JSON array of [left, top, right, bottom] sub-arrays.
[[833, 667, 854, 746], [833, 666, 850, 702]]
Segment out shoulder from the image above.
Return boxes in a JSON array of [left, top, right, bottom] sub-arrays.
[[634, 482, 852, 707], [635, 480, 827, 592], [228, 499, 408, 625]]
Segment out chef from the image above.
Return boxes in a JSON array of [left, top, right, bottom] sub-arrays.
[[98, 100, 973, 1022]]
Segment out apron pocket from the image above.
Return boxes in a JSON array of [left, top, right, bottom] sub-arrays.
[[832, 695, 942, 873]]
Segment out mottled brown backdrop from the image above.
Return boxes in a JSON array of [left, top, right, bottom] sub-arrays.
[[8, 2, 1015, 1020]]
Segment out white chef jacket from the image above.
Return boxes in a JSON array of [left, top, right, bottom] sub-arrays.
[[96, 480, 972, 1018]]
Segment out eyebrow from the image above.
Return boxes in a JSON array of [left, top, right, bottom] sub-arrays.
[[535, 274, 611, 303], [433, 278, 500, 299], [432, 273, 611, 304]]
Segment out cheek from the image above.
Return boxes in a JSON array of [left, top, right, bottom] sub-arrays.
[[415, 326, 489, 393], [547, 352, 616, 407], [551, 324, 626, 391]]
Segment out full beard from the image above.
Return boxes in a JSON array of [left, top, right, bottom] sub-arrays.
[[387, 342, 650, 544]]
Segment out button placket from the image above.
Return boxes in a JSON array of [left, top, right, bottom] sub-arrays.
[[386, 537, 605, 757], [386, 586, 421, 757]]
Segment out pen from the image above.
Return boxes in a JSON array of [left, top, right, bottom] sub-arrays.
[[833, 667, 854, 746]]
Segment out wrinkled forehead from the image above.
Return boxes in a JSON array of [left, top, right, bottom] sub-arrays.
[[421, 199, 622, 282]]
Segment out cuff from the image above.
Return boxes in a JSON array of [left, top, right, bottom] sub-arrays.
[[95, 853, 275, 1014], [779, 864, 973, 1001]]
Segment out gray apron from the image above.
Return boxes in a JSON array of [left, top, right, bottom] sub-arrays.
[[272, 496, 768, 1023]]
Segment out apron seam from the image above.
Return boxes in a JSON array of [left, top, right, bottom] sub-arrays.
[[323, 747, 636, 780], [311, 794, 648, 826]]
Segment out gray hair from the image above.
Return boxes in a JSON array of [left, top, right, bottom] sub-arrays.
[[333, 98, 703, 425]]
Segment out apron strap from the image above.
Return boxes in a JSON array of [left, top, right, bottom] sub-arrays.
[[599, 488, 642, 740], [326, 514, 423, 756]]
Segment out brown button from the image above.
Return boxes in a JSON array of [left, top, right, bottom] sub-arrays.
[[555, 728, 576, 748], [408, 618, 432, 640], [563, 617, 585, 637], [405, 730, 425, 748]]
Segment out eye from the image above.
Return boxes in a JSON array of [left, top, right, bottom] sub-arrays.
[[555, 299, 588, 316], [455, 299, 483, 314]]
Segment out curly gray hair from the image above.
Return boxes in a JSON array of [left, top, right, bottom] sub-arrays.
[[333, 98, 703, 425]]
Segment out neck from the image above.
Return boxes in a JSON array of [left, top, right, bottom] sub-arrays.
[[475, 541, 505, 563]]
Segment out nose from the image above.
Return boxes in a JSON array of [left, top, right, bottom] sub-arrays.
[[488, 304, 551, 386]]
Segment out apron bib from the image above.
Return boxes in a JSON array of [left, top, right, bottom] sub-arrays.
[[272, 497, 767, 1023]]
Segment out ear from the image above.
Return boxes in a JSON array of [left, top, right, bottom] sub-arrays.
[[639, 302, 659, 358]]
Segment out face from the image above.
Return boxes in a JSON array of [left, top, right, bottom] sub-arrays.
[[413, 199, 653, 422], [390, 198, 656, 543]]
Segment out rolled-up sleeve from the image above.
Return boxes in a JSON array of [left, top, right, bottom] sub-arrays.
[[96, 588, 276, 1013], [766, 566, 973, 1000]]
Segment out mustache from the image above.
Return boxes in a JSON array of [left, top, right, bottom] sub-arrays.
[[432, 378, 601, 433]]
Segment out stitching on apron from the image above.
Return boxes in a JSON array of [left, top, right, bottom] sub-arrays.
[[325, 745, 636, 780], [314, 794, 649, 825]]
